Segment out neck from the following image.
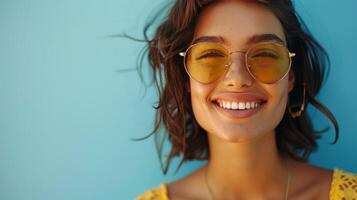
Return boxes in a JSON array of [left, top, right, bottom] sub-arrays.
[[205, 131, 290, 200]]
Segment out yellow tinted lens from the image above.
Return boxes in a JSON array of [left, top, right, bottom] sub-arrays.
[[185, 42, 228, 83], [247, 43, 290, 84]]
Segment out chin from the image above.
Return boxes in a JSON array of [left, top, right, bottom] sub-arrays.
[[213, 131, 260, 143], [211, 127, 274, 143]]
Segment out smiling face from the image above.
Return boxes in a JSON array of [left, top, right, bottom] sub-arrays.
[[188, 0, 295, 143]]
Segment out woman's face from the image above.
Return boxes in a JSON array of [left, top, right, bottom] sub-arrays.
[[189, 0, 295, 143]]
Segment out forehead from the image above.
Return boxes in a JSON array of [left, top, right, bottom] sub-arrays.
[[193, 0, 286, 47]]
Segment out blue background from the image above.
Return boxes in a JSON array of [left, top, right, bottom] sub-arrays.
[[0, 0, 356, 199]]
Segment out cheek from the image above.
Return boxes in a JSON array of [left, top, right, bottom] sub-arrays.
[[275, 92, 288, 117], [190, 81, 215, 130], [190, 82, 208, 113], [190, 80, 212, 105], [268, 83, 290, 124]]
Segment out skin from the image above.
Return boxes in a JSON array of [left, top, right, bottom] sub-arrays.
[[167, 1, 333, 200]]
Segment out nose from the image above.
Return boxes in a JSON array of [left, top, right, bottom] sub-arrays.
[[223, 52, 254, 87]]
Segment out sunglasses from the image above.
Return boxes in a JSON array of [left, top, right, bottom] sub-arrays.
[[179, 42, 296, 84]]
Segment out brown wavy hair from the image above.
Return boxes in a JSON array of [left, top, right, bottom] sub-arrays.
[[131, 0, 339, 175]]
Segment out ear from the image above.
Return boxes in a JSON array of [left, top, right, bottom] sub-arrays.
[[288, 69, 295, 93]]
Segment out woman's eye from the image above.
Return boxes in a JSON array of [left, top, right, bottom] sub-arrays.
[[196, 50, 225, 60], [251, 51, 279, 59]]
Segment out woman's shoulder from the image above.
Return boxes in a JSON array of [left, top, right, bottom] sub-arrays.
[[290, 160, 356, 199], [135, 184, 169, 200], [330, 168, 357, 199], [135, 167, 357, 200], [135, 167, 205, 200]]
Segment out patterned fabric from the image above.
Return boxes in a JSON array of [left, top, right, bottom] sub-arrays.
[[330, 168, 357, 200], [136, 168, 357, 200], [136, 184, 168, 200]]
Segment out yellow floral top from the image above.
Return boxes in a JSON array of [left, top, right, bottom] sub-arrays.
[[136, 168, 357, 200]]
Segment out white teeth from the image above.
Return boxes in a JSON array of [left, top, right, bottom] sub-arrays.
[[217, 100, 263, 110], [246, 102, 251, 109], [224, 102, 231, 109], [238, 102, 245, 109], [252, 102, 256, 109]]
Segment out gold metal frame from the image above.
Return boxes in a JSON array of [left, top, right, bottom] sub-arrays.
[[179, 41, 296, 84]]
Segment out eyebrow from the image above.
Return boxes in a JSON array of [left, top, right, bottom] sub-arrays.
[[191, 33, 285, 46]]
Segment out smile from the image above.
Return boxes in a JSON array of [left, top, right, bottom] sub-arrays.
[[216, 99, 263, 110], [212, 99, 267, 118]]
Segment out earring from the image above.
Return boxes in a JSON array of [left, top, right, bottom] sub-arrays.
[[288, 83, 306, 118]]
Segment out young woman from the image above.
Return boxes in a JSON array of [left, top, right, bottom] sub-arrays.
[[135, 0, 357, 199]]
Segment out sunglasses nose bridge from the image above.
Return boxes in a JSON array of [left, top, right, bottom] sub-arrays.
[[224, 50, 253, 79], [230, 50, 246, 55], [222, 52, 255, 87], [225, 50, 247, 68]]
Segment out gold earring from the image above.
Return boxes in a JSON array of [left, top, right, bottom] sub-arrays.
[[288, 83, 306, 118]]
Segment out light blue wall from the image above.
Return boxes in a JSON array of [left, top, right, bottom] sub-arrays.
[[0, 0, 356, 199]]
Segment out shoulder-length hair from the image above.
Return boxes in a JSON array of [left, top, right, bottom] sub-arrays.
[[134, 0, 339, 174]]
